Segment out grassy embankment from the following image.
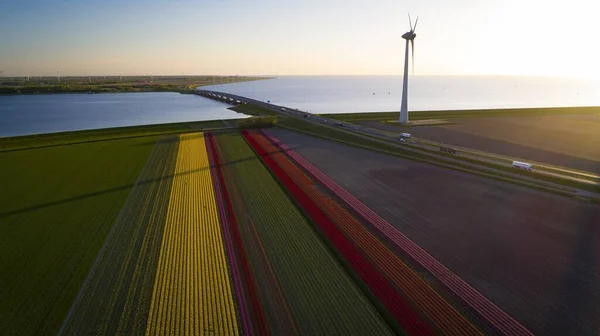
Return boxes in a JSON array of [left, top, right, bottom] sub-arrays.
[[229, 103, 280, 116], [323, 106, 600, 122], [0, 104, 278, 153], [0, 136, 157, 335], [0, 102, 283, 153], [0, 119, 239, 152], [0, 76, 271, 95], [276, 116, 600, 200]]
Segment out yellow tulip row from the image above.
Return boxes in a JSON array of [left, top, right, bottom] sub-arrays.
[[145, 133, 239, 336]]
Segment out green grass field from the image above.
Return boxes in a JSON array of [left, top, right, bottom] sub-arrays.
[[0, 136, 157, 335], [323, 106, 600, 122]]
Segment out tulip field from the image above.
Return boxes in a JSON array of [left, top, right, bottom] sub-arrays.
[[145, 133, 239, 336], [208, 132, 392, 335], [5, 125, 570, 335]]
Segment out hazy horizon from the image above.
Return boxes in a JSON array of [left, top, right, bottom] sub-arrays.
[[1, 0, 599, 79]]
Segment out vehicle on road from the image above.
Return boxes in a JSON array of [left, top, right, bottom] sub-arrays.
[[440, 146, 457, 154], [400, 132, 412, 138], [512, 161, 533, 171]]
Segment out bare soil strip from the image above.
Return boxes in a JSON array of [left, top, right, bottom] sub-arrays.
[[58, 136, 179, 335], [267, 127, 600, 336], [359, 114, 600, 174]]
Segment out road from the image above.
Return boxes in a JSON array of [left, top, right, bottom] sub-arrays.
[[196, 89, 600, 200]]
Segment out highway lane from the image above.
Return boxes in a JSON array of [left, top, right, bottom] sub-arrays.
[[196, 89, 600, 200], [330, 119, 600, 185], [403, 139, 600, 186], [412, 138, 600, 181]]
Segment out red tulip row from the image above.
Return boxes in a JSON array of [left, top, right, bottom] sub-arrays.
[[205, 133, 268, 336], [264, 131, 534, 336], [243, 130, 435, 336]]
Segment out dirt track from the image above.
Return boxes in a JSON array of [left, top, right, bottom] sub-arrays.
[[359, 114, 600, 173], [267, 127, 600, 336]]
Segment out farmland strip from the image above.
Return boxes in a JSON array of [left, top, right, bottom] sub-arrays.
[[205, 132, 268, 336], [216, 135, 298, 335], [58, 136, 179, 335], [264, 131, 534, 336], [145, 133, 239, 336], [216, 132, 393, 335], [243, 130, 434, 336], [0, 137, 157, 336]]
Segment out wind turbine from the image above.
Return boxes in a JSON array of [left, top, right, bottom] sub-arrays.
[[399, 13, 418, 124]]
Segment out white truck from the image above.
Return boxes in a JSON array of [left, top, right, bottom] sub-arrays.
[[399, 133, 412, 139], [512, 161, 533, 171]]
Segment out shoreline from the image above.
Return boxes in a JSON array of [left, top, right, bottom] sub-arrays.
[[2, 105, 599, 141], [0, 90, 197, 95], [0, 76, 273, 95], [0, 90, 197, 96]]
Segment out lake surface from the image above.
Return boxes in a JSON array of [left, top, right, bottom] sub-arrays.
[[206, 76, 600, 113], [2, 76, 599, 138], [0, 93, 243, 138]]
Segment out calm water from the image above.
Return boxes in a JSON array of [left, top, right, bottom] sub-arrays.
[[2, 76, 599, 138], [206, 76, 600, 113], [0, 92, 243, 138]]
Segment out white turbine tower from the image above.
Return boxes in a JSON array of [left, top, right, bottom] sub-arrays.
[[399, 14, 418, 124]]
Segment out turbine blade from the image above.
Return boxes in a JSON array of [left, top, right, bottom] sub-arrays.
[[413, 17, 419, 32], [408, 13, 413, 31], [411, 39, 415, 75]]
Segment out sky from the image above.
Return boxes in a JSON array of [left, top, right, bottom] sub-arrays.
[[0, 0, 599, 77]]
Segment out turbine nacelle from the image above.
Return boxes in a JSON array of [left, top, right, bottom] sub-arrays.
[[402, 31, 416, 40]]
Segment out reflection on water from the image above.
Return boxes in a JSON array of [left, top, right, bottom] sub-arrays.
[[3, 76, 599, 138], [0, 92, 242, 137], [205, 76, 600, 113]]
